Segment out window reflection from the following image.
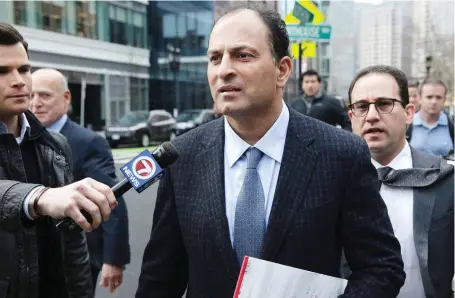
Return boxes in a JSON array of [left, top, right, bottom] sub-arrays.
[[13, 1, 27, 25], [76, 1, 97, 38], [40, 1, 65, 33], [9, 0, 147, 49], [109, 5, 127, 45], [149, 1, 214, 110], [161, 7, 212, 56]]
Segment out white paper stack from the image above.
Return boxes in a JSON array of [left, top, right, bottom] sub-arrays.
[[234, 257, 348, 298]]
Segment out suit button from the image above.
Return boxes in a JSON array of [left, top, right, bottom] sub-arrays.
[[56, 155, 61, 160], [18, 243, 22, 249]]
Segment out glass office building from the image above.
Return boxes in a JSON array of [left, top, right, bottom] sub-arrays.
[[0, 1, 149, 129], [148, 1, 214, 112]]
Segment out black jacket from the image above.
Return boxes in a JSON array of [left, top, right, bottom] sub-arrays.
[[0, 111, 92, 298], [60, 119, 130, 269], [288, 93, 352, 131]]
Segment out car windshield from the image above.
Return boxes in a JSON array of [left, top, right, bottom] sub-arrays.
[[176, 110, 201, 122], [117, 111, 149, 125]]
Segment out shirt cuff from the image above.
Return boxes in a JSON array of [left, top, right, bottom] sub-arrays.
[[23, 186, 44, 220]]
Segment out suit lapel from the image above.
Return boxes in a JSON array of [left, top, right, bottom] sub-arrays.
[[195, 118, 239, 278], [262, 109, 317, 261], [411, 147, 437, 296]]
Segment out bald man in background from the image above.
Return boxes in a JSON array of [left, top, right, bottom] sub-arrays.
[[30, 69, 131, 294]]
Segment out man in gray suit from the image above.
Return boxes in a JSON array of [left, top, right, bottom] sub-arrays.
[[348, 65, 454, 298], [136, 4, 405, 298]]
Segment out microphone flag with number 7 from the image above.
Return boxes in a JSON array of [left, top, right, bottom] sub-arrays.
[[120, 150, 164, 193]]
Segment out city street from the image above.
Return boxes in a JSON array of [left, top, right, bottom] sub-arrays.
[[95, 163, 159, 298]]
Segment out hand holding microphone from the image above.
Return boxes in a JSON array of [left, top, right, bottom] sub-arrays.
[[54, 141, 179, 235], [30, 178, 117, 232]]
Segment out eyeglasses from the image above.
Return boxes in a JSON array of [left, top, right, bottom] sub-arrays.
[[349, 98, 403, 117]]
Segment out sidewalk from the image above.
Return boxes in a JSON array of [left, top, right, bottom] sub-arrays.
[[112, 146, 157, 165]]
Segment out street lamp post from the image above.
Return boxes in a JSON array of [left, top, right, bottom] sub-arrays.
[[425, 55, 433, 77], [167, 44, 181, 116]]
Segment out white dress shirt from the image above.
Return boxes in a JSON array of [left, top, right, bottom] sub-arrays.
[[224, 102, 289, 244], [15, 113, 30, 144], [371, 142, 425, 298]]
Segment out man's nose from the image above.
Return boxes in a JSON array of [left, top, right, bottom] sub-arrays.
[[10, 70, 25, 88], [31, 94, 42, 107], [365, 104, 381, 122], [217, 57, 235, 80]]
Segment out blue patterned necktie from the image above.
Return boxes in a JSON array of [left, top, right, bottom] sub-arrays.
[[233, 147, 266, 265]]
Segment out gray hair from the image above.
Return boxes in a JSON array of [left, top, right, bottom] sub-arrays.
[[61, 75, 69, 92]]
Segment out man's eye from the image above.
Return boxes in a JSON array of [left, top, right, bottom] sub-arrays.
[[356, 103, 369, 109], [377, 101, 392, 107], [209, 56, 220, 62], [237, 53, 250, 59]]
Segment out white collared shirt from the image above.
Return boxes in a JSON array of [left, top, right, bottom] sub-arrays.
[[372, 142, 425, 298], [224, 102, 289, 244], [0, 113, 30, 144], [15, 113, 31, 144]]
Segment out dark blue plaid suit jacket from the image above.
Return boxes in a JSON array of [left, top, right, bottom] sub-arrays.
[[136, 107, 405, 298]]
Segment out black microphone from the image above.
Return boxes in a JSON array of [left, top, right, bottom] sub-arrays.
[[56, 141, 179, 235]]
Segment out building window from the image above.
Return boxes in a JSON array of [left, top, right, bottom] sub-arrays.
[[109, 5, 127, 45], [132, 12, 145, 48], [40, 1, 65, 33], [322, 58, 330, 75], [130, 77, 148, 111], [13, 1, 27, 25], [320, 43, 329, 57], [75, 1, 97, 38]]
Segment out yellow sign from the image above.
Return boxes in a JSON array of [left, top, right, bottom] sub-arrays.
[[290, 41, 316, 59], [285, 0, 325, 59]]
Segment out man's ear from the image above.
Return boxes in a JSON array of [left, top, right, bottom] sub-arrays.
[[276, 56, 292, 88], [64, 90, 71, 106], [404, 103, 416, 125]]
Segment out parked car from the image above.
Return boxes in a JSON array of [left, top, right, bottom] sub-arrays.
[[105, 110, 150, 148], [146, 109, 176, 142], [170, 109, 215, 140]]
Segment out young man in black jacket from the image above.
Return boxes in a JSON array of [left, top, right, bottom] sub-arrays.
[[288, 69, 352, 131], [0, 23, 117, 298]]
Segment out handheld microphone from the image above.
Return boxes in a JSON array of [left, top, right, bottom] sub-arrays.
[[56, 142, 179, 235]]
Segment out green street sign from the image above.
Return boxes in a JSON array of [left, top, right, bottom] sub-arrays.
[[287, 24, 332, 41], [293, 1, 314, 23]]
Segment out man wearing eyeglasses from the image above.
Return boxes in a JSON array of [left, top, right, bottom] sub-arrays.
[[346, 65, 454, 298]]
